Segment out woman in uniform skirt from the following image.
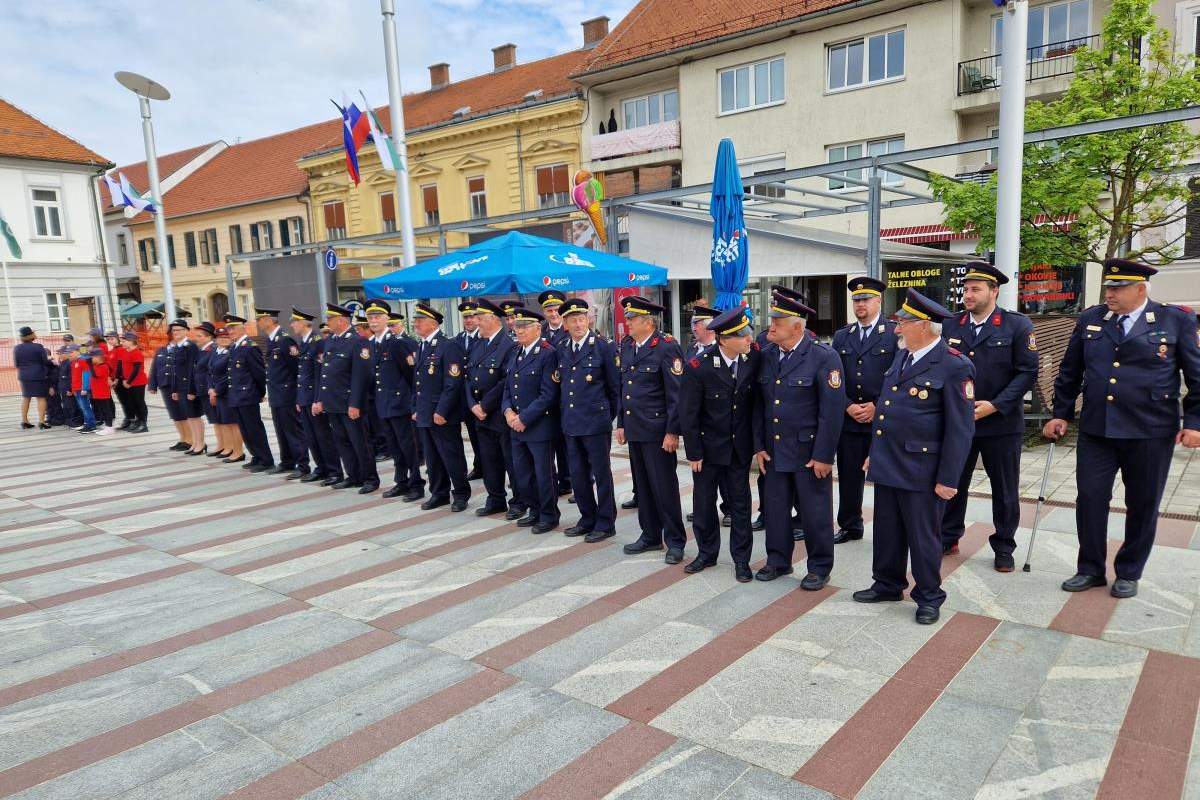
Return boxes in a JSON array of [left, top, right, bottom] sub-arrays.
[[13, 326, 53, 429], [207, 327, 245, 462]]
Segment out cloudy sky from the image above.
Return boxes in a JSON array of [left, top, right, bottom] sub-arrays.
[[3, 0, 637, 167]]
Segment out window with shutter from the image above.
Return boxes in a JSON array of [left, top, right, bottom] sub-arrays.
[[199, 232, 210, 264], [323, 202, 346, 239], [207, 229, 219, 262], [250, 224, 260, 251], [380, 193, 396, 232], [468, 177, 487, 219], [290, 217, 304, 246], [536, 164, 570, 208], [166, 234, 177, 269], [422, 185, 439, 225], [279, 219, 291, 249], [229, 225, 243, 255]]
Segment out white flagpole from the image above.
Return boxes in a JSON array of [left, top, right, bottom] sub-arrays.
[[380, 0, 418, 269], [2, 257, 17, 339], [995, 0, 1029, 309]]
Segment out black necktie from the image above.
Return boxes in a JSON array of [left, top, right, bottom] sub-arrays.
[[1117, 315, 1130, 339], [900, 352, 912, 374], [730, 359, 738, 380], [859, 325, 867, 343], [779, 348, 792, 364]]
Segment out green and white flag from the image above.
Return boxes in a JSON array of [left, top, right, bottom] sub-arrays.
[[0, 208, 21, 260], [360, 91, 403, 174]]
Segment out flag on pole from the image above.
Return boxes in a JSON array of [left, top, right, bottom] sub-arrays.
[[102, 172, 125, 208], [0, 207, 21, 259], [333, 97, 371, 185], [119, 173, 157, 215], [360, 92, 402, 174]]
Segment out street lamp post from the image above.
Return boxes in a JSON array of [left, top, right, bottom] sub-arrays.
[[115, 71, 176, 318], [380, 0, 418, 269], [994, 0, 1029, 309]]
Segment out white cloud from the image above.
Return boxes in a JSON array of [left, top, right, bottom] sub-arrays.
[[3, 0, 635, 166]]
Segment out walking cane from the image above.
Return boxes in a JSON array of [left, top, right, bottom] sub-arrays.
[[1022, 440, 1056, 572]]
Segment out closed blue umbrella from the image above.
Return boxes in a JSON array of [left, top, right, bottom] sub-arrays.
[[710, 138, 749, 311], [362, 230, 668, 300]]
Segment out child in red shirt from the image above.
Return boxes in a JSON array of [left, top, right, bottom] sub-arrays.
[[69, 348, 97, 432], [88, 350, 115, 434]]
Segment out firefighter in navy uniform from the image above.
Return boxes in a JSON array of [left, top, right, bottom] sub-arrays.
[[754, 292, 845, 587], [290, 308, 341, 485], [940, 262, 1038, 571], [412, 302, 471, 512], [256, 308, 310, 478], [464, 298, 518, 516], [539, 290, 573, 497], [679, 306, 760, 582], [1045, 258, 1200, 599], [831, 277, 898, 544], [312, 303, 378, 493], [499, 299, 520, 341], [365, 299, 423, 502], [456, 301, 484, 482], [683, 304, 720, 525], [616, 295, 687, 563], [557, 298, 620, 542], [503, 306, 561, 534], [853, 289, 975, 625], [222, 314, 275, 471]]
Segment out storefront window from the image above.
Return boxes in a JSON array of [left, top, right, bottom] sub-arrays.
[[1019, 263, 1084, 314]]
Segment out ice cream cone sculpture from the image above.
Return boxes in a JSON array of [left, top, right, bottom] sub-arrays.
[[572, 169, 607, 246]]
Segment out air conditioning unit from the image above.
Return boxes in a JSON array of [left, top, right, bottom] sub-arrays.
[[452, 106, 471, 118]]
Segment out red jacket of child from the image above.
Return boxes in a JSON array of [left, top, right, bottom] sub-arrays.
[[89, 362, 112, 400], [122, 346, 148, 387], [70, 358, 87, 393]]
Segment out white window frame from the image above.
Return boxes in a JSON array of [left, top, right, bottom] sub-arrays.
[[468, 176, 488, 220], [986, 126, 1001, 164], [718, 57, 785, 116], [287, 217, 304, 246], [992, 0, 1090, 59], [29, 186, 66, 240], [378, 192, 397, 233], [45, 291, 70, 332], [826, 29, 905, 94], [826, 136, 905, 191], [116, 232, 129, 266], [740, 155, 788, 202], [621, 89, 680, 129]]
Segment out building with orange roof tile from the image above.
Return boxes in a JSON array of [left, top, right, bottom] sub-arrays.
[[0, 98, 118, 339]]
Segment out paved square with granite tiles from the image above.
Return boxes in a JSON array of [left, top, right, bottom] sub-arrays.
[[0, 398, 1197, 799]]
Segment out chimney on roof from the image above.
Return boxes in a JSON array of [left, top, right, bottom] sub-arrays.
[[429, 62, 450, 90], [582, 16, 610, 49], [492, 43, 517, 72]]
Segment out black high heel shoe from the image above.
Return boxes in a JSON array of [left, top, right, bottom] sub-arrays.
[[187, 446, 208, 456], [20, 422, 34, 430], [222, 454, 246, 464], [208, 450, 229, 458], [38, 422, 52, 430]]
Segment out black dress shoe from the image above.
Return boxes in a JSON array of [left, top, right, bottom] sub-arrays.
[[684, 556, 717, 574], [358, 483, 379, 495], [1111, 578, 1138, 598], [852, 588, 903, 603], [475, 504, 505, 516], [450, 499, 468, 512], [320, 476, 343, 487], [916, 606, 940, 625], [248, 464, 270, 473], [792, 528, 806, 542], [994, 553, 1016, 573], [300, 473, 325, 483], [563, 524, 589, 537], [620, 498, 638, 510], [584, 530, 615, 543], [735, 563, 753, 583], [833, 529, 863, 545], [331, 480, 354, 490], [208, 450, 229, 458], [187, 446, 208, 456], [755, 565, 794, 581], [242, 461, 258, 470], [20, 422, 34, 430], [532, 521, 558, 534], [170, 442, 190, 451], [382, 485, 405, 498], [664, 549, 684, 565], [286, 470, 307, 480], [686, 512, 694, 522], [1061, 574, 1107, 592], [800, 572, 829, 591], [516, 512, 538, 527], [374, 453, 389, 462], [466, 468, 482, 481], [402, 489, 425, 503], [623, 539, 663, 555], [568, 496, 576, 504], [751, 514, 765, 532], [505, 507, 526, 521], [119, 419, 132, 430], [557, 485, 572, 496], [421, 497, 449, 510], [942, 542, 960, 555], [722, 515, 731, 527], [223, 455, 246, 464], [266, 465, 289, 475]]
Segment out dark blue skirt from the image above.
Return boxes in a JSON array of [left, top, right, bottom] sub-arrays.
[[20, 379, 49, 399], [214, 396, 237, 425]]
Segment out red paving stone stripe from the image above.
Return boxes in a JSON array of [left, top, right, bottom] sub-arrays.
[[0, 530, 102, 557], [938, 522, 991, 579], [0, 563, 202, 621], [13, 466, 208, 501], [606, 585, 837, 724], [80, 480, 274, 525], [1048, 540, 1120, 640], [793, 613, 1000, 798], [0, 599, 308, 710], [519, 722, 678, 800], [222, 669, 518, 800], [0, 513, 68, 536], [52, 474, 227, 512], [0, 629, 396, 797], [0, 545, 145, 582], [1096, 649, 1200, 800]]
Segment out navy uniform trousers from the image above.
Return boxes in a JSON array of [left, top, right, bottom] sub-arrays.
[[422, 424, 470, 503], [941, 433, 1022, 557], [271, 403, 309, 472], [513, 438, 558, 524], [835, 432, 872, 536], [381, 415, 423, 492], [872, 487, 948, 608], [762, 461, 834, 573], [301, 406, 341, 480], [328, 413, 377, 485], [235, 404, 273, 467], [693, 461, 752, 564], [567, 433, 616, 533], [475, 423, 513, 509], [629, 442, 686, 550]]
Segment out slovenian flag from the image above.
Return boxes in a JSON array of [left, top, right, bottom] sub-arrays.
[[119, 173, 157, 215], [335, 97, 372, 185], [360, 92, 403, 174]]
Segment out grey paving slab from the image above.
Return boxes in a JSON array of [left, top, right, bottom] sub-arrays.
[[945, 621, 1069, 711], [822, 602, 946, 680], [0, 549, 185, 601], [0, 535, 131, 573], [110, 737, 295, 800]]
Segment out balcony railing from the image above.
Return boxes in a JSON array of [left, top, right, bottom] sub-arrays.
[[590, 119, 681, 161], [957, 34, 1100, 96]]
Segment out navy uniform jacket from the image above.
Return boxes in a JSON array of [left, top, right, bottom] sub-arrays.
[[942, 308, 1038, 437], [866, 341, 976, 491], [502, 339, 559, 442], [13, 342, 52, 382], [57, 358, 73, 396], [208, 348, 230, 398], [412, 331, 466, 426], [831, 318, 899, 433], [147, 347, 169, 392], [165, 340, 195, 394], [753, 338, 845, 470], [317, 331, 370, 414], [370, 332, 415, 419], [616, 332, 684, 442], [192, 344, 214, 398], [264, 330, 300, 408], [227, 336, 266, 407], [679, 346, 761, 466], [295, 333, 322, 406], [557, 334, 619, 436], [1052, 301, 1200, 439], [464, 331, 516, 434], [454, 330, 478, 359], [542, 323, 569, 349]]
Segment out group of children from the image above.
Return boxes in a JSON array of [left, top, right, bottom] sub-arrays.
[[46, 328, 149, 435]]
